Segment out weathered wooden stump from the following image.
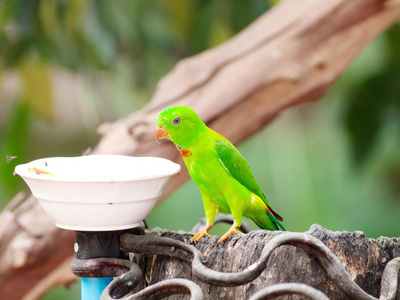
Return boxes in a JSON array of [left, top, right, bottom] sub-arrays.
[[111, 224, 400, 299]]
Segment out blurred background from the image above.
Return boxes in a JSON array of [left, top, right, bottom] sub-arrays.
[[0, 1, 399, 299]]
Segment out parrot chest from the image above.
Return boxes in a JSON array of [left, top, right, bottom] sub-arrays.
[[183, 147, 249, 212], [183, 148, 220, 182]]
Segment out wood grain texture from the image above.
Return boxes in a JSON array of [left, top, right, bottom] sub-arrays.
[[141, 225, 400, 299]]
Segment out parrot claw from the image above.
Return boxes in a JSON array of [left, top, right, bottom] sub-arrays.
[[190, 227, 212, 244], [218, 225, 242, 244], [218, 229, 242, 243]]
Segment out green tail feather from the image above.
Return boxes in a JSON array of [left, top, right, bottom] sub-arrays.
[[267, 211, 286, 231]]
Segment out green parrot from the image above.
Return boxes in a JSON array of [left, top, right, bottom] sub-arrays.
[[156, 106, 285, 243]]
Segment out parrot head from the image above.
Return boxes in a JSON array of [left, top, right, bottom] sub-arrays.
[[155, 106, 206, 147]]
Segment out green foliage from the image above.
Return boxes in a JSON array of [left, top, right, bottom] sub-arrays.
[[41, 280, 80, 300], [0, 0, 271, 73], [19, 57, 52, 120], [0, 0, 110, 70], [343, 23, 400, 165], [0, 100, 30, 199]]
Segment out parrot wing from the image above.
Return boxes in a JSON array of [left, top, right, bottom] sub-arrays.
[[214, 139, 283, 222]]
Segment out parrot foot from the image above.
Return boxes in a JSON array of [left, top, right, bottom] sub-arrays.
[[190, 225, 212, 244], [219, 223, 242, 244]]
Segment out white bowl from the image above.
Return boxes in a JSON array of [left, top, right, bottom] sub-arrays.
[[15, 155, 181, 231]]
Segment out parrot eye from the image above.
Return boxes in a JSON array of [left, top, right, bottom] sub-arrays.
[[172, 117, 181, 125]]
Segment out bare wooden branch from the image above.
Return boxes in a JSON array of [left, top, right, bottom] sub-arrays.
[[0, 195, 75, 300], [1, 0, 400, 299]]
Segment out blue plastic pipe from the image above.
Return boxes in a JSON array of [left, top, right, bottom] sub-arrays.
[[81, 277, 113, 300]]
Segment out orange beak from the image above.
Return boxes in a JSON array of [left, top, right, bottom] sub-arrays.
[[156, 127, 170, 143]]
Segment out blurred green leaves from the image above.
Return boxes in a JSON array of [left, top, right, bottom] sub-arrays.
[[343, 23, 400, 165], [0, 99, 30, 199], [19, 57, 52, 120], [0, 0, 113, 70], [0, 0, 271, 71]]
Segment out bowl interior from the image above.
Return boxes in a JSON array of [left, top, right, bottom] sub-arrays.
[[15, 155, 181, 182]]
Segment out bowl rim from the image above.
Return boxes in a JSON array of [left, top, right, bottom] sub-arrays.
[[14, 154, 181, 183]]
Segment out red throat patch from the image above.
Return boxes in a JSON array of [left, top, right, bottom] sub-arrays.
[[176, 145, 192, 158]]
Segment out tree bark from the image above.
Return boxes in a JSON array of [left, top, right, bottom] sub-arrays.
[[1, 0, 400, 299], [131, 225, 400, 300]]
